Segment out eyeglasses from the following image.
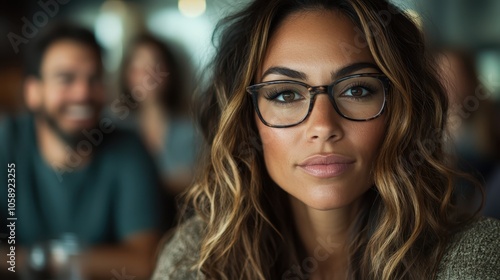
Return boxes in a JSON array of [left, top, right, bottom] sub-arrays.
[[246, 73, 390, 128]]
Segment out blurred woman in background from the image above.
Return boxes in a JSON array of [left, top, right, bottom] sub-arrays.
[[120, 34, 199, 195]]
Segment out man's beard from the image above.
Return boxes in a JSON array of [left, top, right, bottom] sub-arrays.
[[36, 107, 97, 148]]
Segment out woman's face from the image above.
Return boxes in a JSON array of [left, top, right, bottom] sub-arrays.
[[256, 10, 387, 210], [126, 43, 168, 99]]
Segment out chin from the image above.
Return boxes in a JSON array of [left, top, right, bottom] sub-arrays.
[[294, 183, 369, 211], [302, 197, 356, 211], [64, 117, 100, 131], [59, 119, 100, 143]]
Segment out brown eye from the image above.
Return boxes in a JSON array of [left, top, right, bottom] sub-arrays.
[[341, 86, 371, 98], [350, 87, 364, 97], [268, 91, 304, 103], [282, 92, 296, 102]]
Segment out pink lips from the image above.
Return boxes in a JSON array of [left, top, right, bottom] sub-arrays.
[[297, 154, 355, 178]]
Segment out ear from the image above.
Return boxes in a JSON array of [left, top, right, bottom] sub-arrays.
[[24, 76, 42, 111]]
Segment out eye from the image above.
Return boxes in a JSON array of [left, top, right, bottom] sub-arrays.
[[275, 91, 304, 102], [343, 86, 371, 97], [89, 75, 103, 86], [265, 89, 306, 103], [57, 73, 75, 85]]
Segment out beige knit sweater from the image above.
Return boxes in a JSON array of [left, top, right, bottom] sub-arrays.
[[152, 217, 500, 280]]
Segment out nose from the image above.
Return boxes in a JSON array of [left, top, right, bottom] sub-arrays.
[[305, 94, 344, 142], [71, 79, 92, 102], [71, 78, 97, 103]]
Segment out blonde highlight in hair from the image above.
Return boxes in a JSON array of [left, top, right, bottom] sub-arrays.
[[176, 0, 481, 279]]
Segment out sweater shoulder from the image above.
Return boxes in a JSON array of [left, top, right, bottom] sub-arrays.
[[152, 216, 205, 280], [437, 217, 500, 279]]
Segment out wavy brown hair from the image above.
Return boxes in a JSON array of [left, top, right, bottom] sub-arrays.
[[179, 0, 481, 279]]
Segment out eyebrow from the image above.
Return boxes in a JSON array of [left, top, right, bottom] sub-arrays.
[[261, 67, 306, 81], [54, 71, 74, 76], [260, 62, 380, 81], [45, 69, 103, 79]]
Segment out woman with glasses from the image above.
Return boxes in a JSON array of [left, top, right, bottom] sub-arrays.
[[152, 0, 500, 279]]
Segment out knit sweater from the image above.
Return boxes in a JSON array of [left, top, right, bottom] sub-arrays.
[[152, 217, 500, 279]]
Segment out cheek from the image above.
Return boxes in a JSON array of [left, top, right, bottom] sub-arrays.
[[348, 117, 387, 166], [91, 84, 106, 103], [256, 118, 299, 177], [128, 67, 146, 87], [41, 85, 65, 112]]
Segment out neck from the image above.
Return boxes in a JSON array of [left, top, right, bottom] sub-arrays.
[[289, 196, 363, 280], [137, 92, 162, 110], [36, 118, 90, 171], [135, 102, 169, 153], [141, 101, 167, 116], [137, 99, 169, 122]]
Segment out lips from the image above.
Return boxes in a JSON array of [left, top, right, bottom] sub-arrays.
[[297, 154, 355, 178]]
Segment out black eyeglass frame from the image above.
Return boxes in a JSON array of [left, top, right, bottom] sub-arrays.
[[246, 73, 390, 128]]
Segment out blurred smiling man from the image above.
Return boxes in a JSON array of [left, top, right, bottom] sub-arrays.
[[24, 25, 106, 169], [0, 23, 164, 280]]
